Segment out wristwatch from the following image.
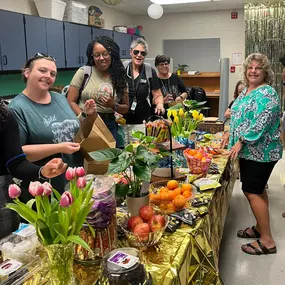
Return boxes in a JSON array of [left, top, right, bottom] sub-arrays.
[[239, 137, 245, 144], [81, 111, 87, 118]]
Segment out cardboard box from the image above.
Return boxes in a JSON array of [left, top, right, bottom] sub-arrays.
[[88, 16, 105, 28]]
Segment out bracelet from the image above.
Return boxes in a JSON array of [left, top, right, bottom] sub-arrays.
[[38, 166, 48, 181]]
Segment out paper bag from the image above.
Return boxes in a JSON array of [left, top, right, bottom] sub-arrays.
[[75, 115, 116, 174]]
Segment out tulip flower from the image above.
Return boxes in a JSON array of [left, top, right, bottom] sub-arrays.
[[192, 110, 199, 120], [42, 182, 53, 196], [60, 192, 74, 207], [167, 109, 172, 117], [65, 167, 76, 181], [8, 184, 21, 199], [172, 110, 178, 117], [76, 177, 87, 189], [179, 108, 184, 117], [174, 116, 179, 124], [75, 167, 85, 178], [29, 181, 44, 197], [199, 113, 204, 120]]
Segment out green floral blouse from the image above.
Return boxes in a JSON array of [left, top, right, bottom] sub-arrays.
[[229, 85, 282, 162]]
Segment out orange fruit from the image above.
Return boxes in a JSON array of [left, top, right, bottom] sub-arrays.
[[173, 195, 186, 209], [182, 191, 192, 199], [173, 187, 182, 196], [160, 202, 168, 211], [181, 183, 192, 192], [166, 202, 175, 214], [160, 187, 169, 194], [188, 149, 197, 156], [150, 193, 161, 205], [167, 180, 179, 190], [195, 152, 203, 160], [168, 191, 176, 200]]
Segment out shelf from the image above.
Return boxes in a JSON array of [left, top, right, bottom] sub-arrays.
[[179, 72, 220, 78], [206, 92, 220, 98]]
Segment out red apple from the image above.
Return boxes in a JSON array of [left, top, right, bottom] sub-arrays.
[[133, 223, 150, 242], [139, 206, 154, 221], [148, 215, 166, 232], [127, 216, 143, 231]]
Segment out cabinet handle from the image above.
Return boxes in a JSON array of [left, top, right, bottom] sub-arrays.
[[78, 56, 81, 64], [122, 50, 126, 56], [3, 55, 7, 66], [81, 56, 84, 63]]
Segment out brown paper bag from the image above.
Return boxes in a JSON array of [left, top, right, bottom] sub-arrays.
[[74, 115, 116, 174]]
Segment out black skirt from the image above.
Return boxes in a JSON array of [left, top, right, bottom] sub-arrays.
[[239, 158, 277, 194]]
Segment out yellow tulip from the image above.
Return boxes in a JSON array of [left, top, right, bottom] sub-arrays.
[[172, 110, 178, 117], [192, 110, 199, 120], [179, 108, 184, 117], [167, 110, 172, 117], [199, 113, 204, 120], [174, 116, 179, 124]]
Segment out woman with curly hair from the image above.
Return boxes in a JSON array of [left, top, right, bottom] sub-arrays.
[[67, 36, 129, 147], [0, 98, 67, 238], [226, 53, 282, 255]]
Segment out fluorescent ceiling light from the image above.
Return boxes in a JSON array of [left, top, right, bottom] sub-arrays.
[[151, 0, 213, 4]]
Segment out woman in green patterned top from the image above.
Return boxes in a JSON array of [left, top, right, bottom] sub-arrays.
[[228, 53, 282, 255]]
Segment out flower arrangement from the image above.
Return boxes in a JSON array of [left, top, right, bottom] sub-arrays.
[[89, 132, 169, 198], [6, 167, 94, 251], [167, 108, 204, 139]]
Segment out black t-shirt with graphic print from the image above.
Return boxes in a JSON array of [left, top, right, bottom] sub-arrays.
[[125, 65, 160, 124]]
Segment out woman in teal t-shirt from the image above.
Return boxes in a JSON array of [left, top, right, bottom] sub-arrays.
[[228, 53, 282, 256]]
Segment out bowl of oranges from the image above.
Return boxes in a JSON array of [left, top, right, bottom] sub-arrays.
[[183, 149, 212, 176], [149, 179, 195, 214]]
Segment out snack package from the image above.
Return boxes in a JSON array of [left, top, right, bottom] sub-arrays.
[[193, 178, 221, 191], [170, 209, 198, 226], [166, 216, 181, 233]]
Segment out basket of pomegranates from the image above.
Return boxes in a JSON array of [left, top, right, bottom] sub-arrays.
[[120, 206, 169, 247]]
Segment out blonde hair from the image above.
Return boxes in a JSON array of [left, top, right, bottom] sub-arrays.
[[243, 53, 274, 85]]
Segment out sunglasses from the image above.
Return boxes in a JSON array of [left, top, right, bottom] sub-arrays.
[[25, 53, 56, 68], [158, 62, 169, 67], [133, 50, 147, 57]]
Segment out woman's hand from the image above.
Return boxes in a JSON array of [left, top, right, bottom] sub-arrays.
[[83, 99, 97, 116], [175, 95, 184, 103], [228, 141, 243, 159], [100, 95, 115, 109], [163, 94, 173, 103], [155, 103, 165, 115], [221, 132, 230, 149], [59, 142, 81, 154], [41, 158, 67, 179]]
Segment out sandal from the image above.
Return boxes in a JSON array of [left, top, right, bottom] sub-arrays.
[[282, 212, 285, 218], [237, 226, 260, 238], [241, 239, 277, 255]]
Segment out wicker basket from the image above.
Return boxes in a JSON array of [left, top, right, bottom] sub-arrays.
[[197, 121, 224, 134]]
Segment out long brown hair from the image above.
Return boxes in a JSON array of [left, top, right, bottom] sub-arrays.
[[234, 80, 244, 99]]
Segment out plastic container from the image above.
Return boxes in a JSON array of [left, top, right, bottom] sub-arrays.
[[99, 248, 151, 284], [74, 175, 117, 265], [0, 224, 39, 262], [34, 0, 66, 21], [113, 26, 127, 33], [127, 27, 136, 35], [63, 0, 88, 25]]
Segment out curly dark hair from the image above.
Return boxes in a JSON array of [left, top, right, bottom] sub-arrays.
[[0, 98, 8, 131], [86, 36, 127, 101]]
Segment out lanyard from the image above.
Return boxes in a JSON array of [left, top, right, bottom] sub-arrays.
[[130, 63, 144, 102], [160, 78, 172, 96]]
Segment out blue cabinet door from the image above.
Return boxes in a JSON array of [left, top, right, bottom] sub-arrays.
[[78, 25, 92, 66], [101, 29, 113, 39], [132, 35, 141, 42], [64, 23, 80, 68], [92, 27, 103, 39], [113, 32, 131, 59], [0, 10, 26, 70], [25, 15, 47, 59], [46, 19, 65, 68]]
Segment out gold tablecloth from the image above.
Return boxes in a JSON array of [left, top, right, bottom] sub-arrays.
[[25, 157, 238, 285]]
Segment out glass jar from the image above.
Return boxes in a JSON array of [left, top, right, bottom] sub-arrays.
[[99, 248, 151, 285], [74, 175, 117, 265]]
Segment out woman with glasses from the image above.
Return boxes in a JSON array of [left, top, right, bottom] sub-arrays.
[[67, 36, 129, 147], [123, 38, 164, 143], [0, 98, 67, 238], [8, 53, 97, 194], [155, 54, 187, 109]]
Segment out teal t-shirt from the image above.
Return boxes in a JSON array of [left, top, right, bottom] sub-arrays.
[[8, 92, 83, 193], [229, 85, 282, 162]]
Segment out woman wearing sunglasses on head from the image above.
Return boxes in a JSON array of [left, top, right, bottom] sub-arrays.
[[123, 38, 164, 143], [155, 54, 188, 110], [0, 98, 68, 238], [67, 36, 129, 148], [8, 53, 97, 195]]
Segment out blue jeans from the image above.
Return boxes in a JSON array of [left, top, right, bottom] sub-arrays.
[[102, 118, 122, 148]]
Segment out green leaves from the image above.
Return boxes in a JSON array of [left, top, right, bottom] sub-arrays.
[[66, 235, 92, 252], [133, 162, 151, 182], [88, 148, 122, 161], [108, 152, 132, 174]]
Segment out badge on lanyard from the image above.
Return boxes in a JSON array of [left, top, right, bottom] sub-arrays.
[[130, 101, 137, 111]]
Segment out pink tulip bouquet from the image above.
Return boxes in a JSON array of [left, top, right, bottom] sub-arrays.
[[6, 167, 94, 251]]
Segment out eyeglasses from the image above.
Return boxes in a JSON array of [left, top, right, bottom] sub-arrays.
[[93, 52, 110, 59], [133, 50, 147, 57], [158, 62, 169, 67], [25, 53, 56, 68]]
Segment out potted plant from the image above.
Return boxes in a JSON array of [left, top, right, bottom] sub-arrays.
[[89, 132, 168, 216], [176, 64, 189, 75]]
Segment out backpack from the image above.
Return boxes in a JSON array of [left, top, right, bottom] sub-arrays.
[[65, 66, 92, 103], [186, 86, 209, 116], [123, 61, 153, 107]]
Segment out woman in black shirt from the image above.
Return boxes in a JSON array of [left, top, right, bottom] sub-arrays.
[[155, 55, 188, 110], [0, 98, 66, 237]]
